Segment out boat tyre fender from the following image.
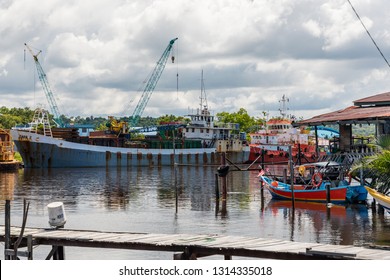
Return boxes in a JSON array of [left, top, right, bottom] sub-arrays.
[[312, 172, 323, 187]]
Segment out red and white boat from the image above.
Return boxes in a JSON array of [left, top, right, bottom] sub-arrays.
[[248, 96, 328, 164]]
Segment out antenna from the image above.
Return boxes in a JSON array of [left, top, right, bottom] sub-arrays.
[[278, 95, 289, 119]]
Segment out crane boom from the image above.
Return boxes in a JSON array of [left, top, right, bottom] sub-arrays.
[[24, 43, 64, 127], [130, 37, 178, 127]]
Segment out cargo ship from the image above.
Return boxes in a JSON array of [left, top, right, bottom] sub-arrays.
[[11, 108, 249, 168]]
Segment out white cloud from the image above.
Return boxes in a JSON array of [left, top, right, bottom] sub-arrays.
[[0, 0, 389, 122]]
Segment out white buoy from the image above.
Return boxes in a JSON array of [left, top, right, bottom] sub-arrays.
[[47, 202, 66, 228]]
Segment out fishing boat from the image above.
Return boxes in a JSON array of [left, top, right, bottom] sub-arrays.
[[11, 107, 249, 168], [259, 174, 348, 203], [365, 187, 390, 213], [258, 163, 367, 203]]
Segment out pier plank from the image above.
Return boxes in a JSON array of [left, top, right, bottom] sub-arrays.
[[1, 225, 390, 260]]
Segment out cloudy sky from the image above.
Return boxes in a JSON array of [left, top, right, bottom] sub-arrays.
[[1, 0, 389, 121]]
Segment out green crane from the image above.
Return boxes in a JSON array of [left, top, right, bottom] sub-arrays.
[[24, 43, 64, 127], [130, 37, 178, 127]]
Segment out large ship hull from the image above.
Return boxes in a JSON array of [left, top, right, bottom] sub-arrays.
[[11, 130, 249, 168]]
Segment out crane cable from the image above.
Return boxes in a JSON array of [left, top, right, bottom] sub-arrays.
[[347, 0, 390, 69], [173, 42, 179, 100]]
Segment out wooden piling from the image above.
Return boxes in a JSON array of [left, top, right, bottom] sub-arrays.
[[215, 173, 220, 199], [221, 152, 227, 200], [326, 184, 331, 204], [288, 146, 295, 207], [5, 200, 10, 260]]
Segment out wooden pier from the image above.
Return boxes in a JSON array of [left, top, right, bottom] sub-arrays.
[[1, 225, 390, 260]]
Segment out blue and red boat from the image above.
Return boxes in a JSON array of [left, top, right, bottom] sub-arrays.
[[259, 171, 367, 204], [260, 175, 347, 203]]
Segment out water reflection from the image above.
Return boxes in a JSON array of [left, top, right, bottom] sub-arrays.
[[1, 166, 390, 255], [0, 171, 16, 201], [264, 200, 372, 245]]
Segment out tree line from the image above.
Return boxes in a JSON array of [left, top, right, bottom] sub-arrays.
[[0, 106, 265, 133]]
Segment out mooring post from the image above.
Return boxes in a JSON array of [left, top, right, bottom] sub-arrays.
[[260, 150, 265, 206], [288, 146, 295, 208], [221, 152, 227, 200], [215, 173, 220, 200], [326, 184, 331, 204], [5, 199, 11, 260]]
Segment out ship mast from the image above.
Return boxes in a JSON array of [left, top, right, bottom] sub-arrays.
[[278, 94, 289, 119], [200, 69, 208, 112]]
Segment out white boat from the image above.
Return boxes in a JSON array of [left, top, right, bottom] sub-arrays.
[[182, 70, 247, 153]]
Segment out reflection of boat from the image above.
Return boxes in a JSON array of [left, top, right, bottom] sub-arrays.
[[365, 187, 390, 213], [260, 174, 347, 203], [267, 200, 347, 218]]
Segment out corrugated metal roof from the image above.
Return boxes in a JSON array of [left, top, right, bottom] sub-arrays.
[[297, 105, 390, 126], [354, 91, 390, 106], [296, 91, 390, 126]]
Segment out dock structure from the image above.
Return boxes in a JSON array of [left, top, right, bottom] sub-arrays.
[[1, 226, 390, 260]]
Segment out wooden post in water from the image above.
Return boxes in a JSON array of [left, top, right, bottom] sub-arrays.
[[283, 169, 287, 184], [297, 143, 301, 166], [288, 145, 295, 207], [326, 184, 331, 204], [260, 150, 265, 207], [1, 172, 15, 260], [215, 173, 220, 200], [5, 200, 11, 260], [221, 152, 227, 201], [314, 125, 319, 158]]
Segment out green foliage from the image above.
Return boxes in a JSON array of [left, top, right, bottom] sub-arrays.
[[156, 114, 189, 125], [0, 107, 35, 129], [352, 134, 390, 194], [216, 108, 265, 133]]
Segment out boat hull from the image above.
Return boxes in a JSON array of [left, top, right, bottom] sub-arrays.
[[11, 130, 249, 168], [248, 145, 325, 164], [365, 187, 390, 213], [261, 176, 347, 203]]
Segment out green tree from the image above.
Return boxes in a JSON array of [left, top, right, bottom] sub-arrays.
[[352, 134, 390, 194], [0, 107, 35, 129], [156, 114, 188, 124], [216, 108, 265, 133]]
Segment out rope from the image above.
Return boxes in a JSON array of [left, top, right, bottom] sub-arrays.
[[347, 0, 390, 69]]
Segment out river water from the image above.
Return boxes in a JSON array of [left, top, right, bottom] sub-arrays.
[[1, 166, 390, 259]]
